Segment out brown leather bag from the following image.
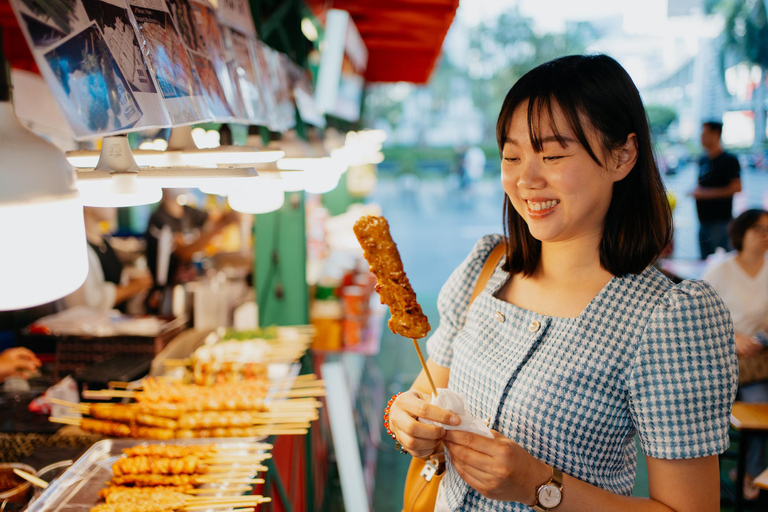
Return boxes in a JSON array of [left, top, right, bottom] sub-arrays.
[[402, 242, 505, 512]]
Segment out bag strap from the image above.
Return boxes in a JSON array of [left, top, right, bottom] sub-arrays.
[[469, 242, 505, 306]]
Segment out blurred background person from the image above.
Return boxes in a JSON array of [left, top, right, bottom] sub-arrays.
[[691, 120, 741, 259], [702, 208, 768, 500], [0, 347, 40, 382], [65, 207, 152, 312], [145, 189, 240, 314]]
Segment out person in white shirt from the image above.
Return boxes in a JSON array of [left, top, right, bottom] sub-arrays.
[[66, 207, 152, 312], [703, 208, 768, 499]]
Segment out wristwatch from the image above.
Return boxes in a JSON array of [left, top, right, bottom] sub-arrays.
[[532, 465, 563, 511]]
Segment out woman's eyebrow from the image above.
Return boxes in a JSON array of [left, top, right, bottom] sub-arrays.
[[540, 135, 576, 145], [503, 136, 576, 146]]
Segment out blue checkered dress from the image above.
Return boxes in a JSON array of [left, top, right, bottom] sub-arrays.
[[427, 235, 738, 511]]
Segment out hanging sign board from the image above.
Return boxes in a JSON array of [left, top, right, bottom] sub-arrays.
[[315, 9, 367, 123]]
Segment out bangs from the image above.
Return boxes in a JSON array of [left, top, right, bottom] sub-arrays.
[[497, 71, 605, 167]]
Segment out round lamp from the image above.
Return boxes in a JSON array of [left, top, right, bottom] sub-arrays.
[[0, 102, 88, 310]]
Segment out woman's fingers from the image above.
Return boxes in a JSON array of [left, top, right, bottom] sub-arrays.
[[395, 391, 460, 425], [396, 431, 442, 457]]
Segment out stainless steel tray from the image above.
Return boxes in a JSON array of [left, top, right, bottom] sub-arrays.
[[26, 438, 268, 512]]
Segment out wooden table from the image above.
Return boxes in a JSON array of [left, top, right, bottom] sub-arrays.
[[730, 403, 768, 511]]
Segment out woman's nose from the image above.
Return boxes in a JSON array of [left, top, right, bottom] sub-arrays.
[[516, 160, 545, 189]]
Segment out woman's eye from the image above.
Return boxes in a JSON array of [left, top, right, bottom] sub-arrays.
[[503, 157, 519, 163], [543, 156, 564, 162]]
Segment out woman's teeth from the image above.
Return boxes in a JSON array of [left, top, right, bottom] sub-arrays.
[[527, 200, 560, 211]]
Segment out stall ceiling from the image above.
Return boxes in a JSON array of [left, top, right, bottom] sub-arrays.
[[305, 0, 460, 84]]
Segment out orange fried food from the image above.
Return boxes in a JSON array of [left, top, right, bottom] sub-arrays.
[[353, 215, 431, 339]]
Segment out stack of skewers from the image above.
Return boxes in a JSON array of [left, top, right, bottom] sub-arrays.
[[91, 443, 272, 512], [50, 375, 324, 439], [180, 326, 315, 386]]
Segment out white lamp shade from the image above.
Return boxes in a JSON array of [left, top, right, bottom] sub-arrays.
[[0, 102, 88, 310], [77, 174, 162, 207], [228, 181, 285, 214], [0, 196, 88, 310], [278, 171, 307, 192]]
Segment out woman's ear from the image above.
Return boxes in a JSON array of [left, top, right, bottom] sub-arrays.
[[612, 133, 638, 182]]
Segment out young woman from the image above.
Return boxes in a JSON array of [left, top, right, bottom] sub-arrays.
[[702, 209, 768, 500], [387, 55, 738, 512]]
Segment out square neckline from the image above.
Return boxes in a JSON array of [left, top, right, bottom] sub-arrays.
[[487, 262, 620, 320]]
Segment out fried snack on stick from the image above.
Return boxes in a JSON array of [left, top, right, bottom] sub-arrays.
[[354, 215, 437, 394], [81, 418, 132, 437], [130, 426, 176, 440], [99, 486, 193, 500], [353, 216, 431, 339], [110, 474, 197, 487], [112, 456, 201, 476], [122, 445, 217, 458]]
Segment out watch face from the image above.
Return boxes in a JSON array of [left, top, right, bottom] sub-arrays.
[[538, 484, 562, 508]]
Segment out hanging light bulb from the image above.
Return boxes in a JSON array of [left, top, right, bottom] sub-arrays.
[[75, 136, 264, 204], [228, 179, 285, 214], [76, 136, 163, 207], [0, 104, 88, 310], [67, 126, 284, 169]]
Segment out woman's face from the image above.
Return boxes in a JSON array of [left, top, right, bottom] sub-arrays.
[[501, 102, 626, 246], [742, 214, 768, 254]]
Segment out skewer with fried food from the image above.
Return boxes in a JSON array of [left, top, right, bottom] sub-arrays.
[[110, 474, 265, 487], [353, 215, 431, 339], [121, 443, 272, 458]]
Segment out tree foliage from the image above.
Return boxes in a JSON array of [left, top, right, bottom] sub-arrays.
[[719, 0, 768, 69], [645, 104, 678, 136]]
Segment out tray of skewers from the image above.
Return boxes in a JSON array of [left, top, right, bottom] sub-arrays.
[[49, 374, 325, 439], [165, 326, 315, 386], [26, 439, 273, 512]]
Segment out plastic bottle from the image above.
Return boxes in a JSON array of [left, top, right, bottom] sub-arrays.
[[310, 281, 343, 351]]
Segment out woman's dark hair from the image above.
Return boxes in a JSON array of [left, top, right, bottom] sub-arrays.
[[496, 54, 672, 277], [728, 209, 768, 251]]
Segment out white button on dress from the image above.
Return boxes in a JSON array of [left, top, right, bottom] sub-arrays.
[[528, 320, 540, 332]]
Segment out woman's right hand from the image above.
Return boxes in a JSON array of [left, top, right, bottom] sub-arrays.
[[388, 390, 461, 458], [735, 333, 763, 358]]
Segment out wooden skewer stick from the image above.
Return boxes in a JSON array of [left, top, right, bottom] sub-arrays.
[[48, 398, 82, 409], [251, 428, 308, 436], [203, 454, 272, 463], [49, 417, 82, 426], [185, 505, 259, 512], [108, 381, 133, 389], [271, 389, 325, 398], [184, 495, 268, 503], [13, 469, 48, 489], [412, 338, 438, 396], [185, 486, 253, 494], [196, 477, 265, 484], [206, 465, 268, 473], [82, 389, 137, 399]]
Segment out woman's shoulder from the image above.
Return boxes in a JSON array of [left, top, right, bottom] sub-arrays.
[[617, 266, 727, 314], [634, 267, 729, 316], [467, 234, 504, 262]]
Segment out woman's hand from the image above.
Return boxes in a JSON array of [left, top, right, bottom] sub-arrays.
[[443, 429, 549, 505], [388, 390, 460, 458], [734, 333, 763, 358]]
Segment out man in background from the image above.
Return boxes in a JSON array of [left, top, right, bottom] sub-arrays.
[[691, 120, 742, 258]]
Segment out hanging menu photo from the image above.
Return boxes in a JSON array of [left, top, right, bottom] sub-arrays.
[[10, 0, 169, 138]]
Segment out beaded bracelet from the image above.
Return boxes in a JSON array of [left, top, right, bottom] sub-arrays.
[[383, 392, 407, 453]]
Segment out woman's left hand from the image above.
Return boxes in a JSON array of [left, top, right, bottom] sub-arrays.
[[443, 429, 550, 504]]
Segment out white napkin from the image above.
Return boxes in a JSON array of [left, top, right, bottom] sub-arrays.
[[421, 388, 494, 438]]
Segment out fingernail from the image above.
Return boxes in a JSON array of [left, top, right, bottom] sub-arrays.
[[450, 415, 460, 425]]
